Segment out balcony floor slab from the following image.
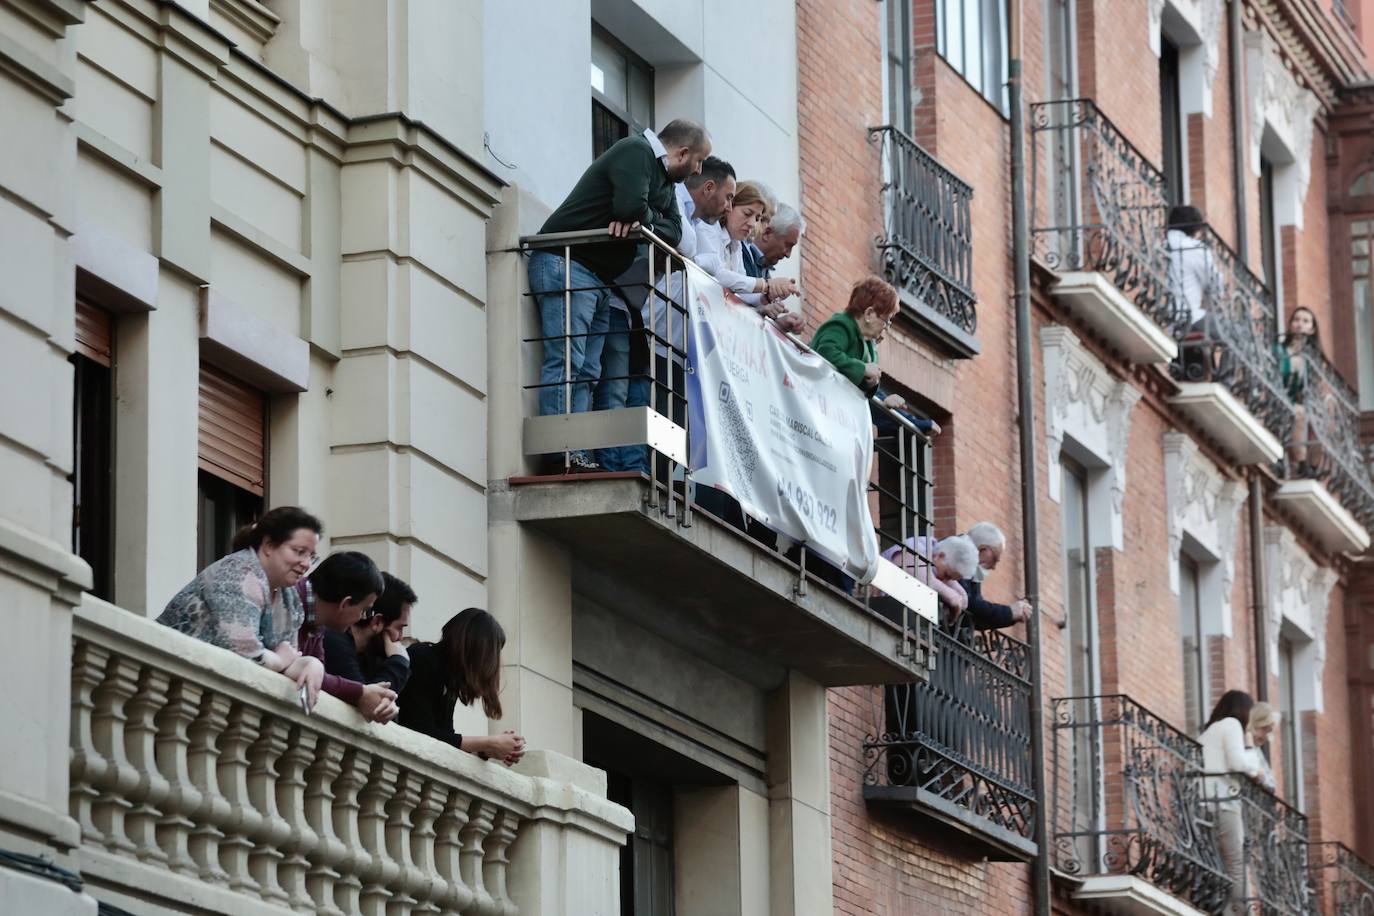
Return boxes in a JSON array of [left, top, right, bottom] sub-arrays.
[[1050, 271, 1178, 364], [1170, 382, 1284, 465], [863, 785, 1036, 861], [494, 475, 929, 688], [1073, 875, 1209, 916], [1273, 478, 1371, 554]]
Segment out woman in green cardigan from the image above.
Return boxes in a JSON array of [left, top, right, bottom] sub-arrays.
[[810, 276, 939, 435]]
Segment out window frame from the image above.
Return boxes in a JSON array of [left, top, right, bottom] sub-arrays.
[[1178, 554, 1207, 736], [590, 23, 654, 160], [935, 0, 1010, 114], [1277, 635, 1303, 808], [1260, 153, 1281, 313], [71, 299, 115, 600], [883, 0, 914, 134], [1159, 36, 1185, 206]]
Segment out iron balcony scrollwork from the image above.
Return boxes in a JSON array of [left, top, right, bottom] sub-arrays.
[[1050, 694, 1232, 913], [1166, 222, 1295, 447], [869, 125, 977, 340], [1284, 339, 1374, 531], [1198, 775, 1312, 915], [862, 623, 1035, 855], [1310, 841, 1374, 916], [1029, 99, 1183, 333]]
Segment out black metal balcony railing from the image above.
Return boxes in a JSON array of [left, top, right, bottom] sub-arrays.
[[1050, 695, 1232, 913], [1198, 775, 1312, 916], [1310, 842, 1374, 916], [1285, 339, 1374, 529], [1029, 99, 1181, 333], [1167, 223, 1295, 444], [869, 125, 978, 344], [863, 623, 1036, 858]]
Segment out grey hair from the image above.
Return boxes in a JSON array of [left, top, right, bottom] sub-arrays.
[[936, 535, 979, 580], [770, 203, 806, 237], [966, 521, 1006, 550]]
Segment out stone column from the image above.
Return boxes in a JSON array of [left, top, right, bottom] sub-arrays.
[[767, 673, 834, 916]]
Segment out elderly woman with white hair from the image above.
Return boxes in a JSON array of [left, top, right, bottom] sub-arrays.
[[961, 521, 1033, 629], [880, 533, 979, 619]]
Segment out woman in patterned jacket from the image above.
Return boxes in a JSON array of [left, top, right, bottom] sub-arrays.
[[156, 505, 326, 707]]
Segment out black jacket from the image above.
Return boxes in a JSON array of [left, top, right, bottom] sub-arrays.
[[322, 629, 411, 693], [958, 577, 1016, 630], [395, 642, 464, 751]]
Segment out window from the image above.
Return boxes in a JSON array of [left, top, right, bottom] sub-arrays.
[[1350, 169, 1374, 197], [1178, 555, 1206, 735], [1351, 218, 1374, 409], [884, 0, 913, 133], [1160, 37, 1185, 206], [197, 364, 266, 570], [936, 0, 1009, 112], [1278, 636, 1302, 807], [1260, 154, 1280, 307], [71, 299, 114, 599], [605, 770, 675, 916], [590, 24, 653, 160]]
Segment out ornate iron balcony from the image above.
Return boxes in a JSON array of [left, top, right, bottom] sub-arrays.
[[1167, 222, 1295, 445], [1283, 339, 1374, 530], [1310, 842, 1374, 916], [1050, 694, 1232, 912], [869, 125, 978, 356], [1030, 99, 1181, 333], [863, 624, 1036, 860], [1198, 775, 1312, 915]]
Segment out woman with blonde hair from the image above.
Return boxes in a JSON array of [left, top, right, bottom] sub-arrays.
[[693, 179, 799, 313], [1245, 701, 1279, 793]]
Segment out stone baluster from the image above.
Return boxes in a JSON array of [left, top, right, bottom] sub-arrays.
[[409, 780, 450, 914], [69, 641, 111, 845], [154, 679, 205, 875], [90, 654, 142, 854], [384, 770, 423, 914], [216, 702, 265, 896], [246, 715, 293, 906], [458, 800, 498, 915], [433, 788, 475, 914], [331, 748, 374, 915], [482, 809, 521, 916], [185, 692, 232, 884], [123, 667, 171, 864], [303, 736, 347, 916], [357, 758, 401, 915], [275, 725, 320, 912]]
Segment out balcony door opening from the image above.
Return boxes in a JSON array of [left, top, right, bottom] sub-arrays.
[[72, 298, 115, 600], [1178, 552, 1208, 735], [1277, 633, 1304, 810], [1159, 36, 1184, 206], [1260, 152, 1280, 312], [1043, 0, 1080, 254]]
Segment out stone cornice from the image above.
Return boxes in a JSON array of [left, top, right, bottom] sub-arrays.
[[346, 114, 507, 216]]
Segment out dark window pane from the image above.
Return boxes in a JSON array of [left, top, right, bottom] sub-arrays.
[[197, 469, 263, 572], [71, 353, 114, 600], [1160, 37, 1184, 206], [593, 100, 630, 159]]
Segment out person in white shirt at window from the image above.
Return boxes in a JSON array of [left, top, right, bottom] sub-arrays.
[[1200, 690, 1264, 914], [693, 180, 804, 334], [1165, 204, 1223, 333]]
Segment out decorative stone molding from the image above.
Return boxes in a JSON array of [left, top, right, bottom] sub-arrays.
[[1264, 526, 1338, 712], [1041, 325, 1141, 550], [1244, 29, 1321, 227], [1150, 0, 1224, 116], [1162, 433, 1245, 625]]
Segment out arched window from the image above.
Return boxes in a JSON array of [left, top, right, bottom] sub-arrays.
[[1350, 169, 1374, 196]]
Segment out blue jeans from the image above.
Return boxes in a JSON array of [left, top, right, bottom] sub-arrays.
[[529, 252, 614, 459], [594, 307, 644, 472]]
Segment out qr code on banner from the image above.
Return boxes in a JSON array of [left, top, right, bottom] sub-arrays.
[[717, 381, 759, 491]]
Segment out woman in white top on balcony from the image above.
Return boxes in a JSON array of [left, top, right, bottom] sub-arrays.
[[1200, 689, 1264, 914], [1165, 204, 1223, 332], [693, 180, 802, 331]]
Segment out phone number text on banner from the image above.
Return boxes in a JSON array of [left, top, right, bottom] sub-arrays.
[[684, 263, 881, 584]]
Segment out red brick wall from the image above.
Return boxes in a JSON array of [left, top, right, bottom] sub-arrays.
[[798, 0, 1371, 908]]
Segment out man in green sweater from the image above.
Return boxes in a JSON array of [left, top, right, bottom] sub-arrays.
[[530, 119, 710, 471]]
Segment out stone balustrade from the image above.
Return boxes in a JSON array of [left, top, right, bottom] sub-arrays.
[[68, 596, 632, 915]]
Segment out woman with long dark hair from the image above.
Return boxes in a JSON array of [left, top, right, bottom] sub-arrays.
[[1200, 690, 1264, 913], [157, 505, 326, 706], [1277, 306, 1323, 472], [397, 608, 525, 764]]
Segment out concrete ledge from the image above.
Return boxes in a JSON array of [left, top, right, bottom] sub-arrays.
[[1074, 874, 1208, 916], [1273, 478, 1372, 554], [199, 287, 309, 392], [1051, 271, 1178, 363], [1170, 382, 1284, 465], [74, 222, 158, 313]]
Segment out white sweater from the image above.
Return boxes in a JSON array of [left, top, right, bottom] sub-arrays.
[[1200, 718, 1260, 800]]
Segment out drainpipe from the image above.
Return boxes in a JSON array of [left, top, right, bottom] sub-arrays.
[[1008, 2, 1052, 913], [1249, 473, 1270, 701], [1229, 0, 1249, 257]]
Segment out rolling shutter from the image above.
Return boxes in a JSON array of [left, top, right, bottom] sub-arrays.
[[198, 364, 267, 496], [74, 299, 112, 367]]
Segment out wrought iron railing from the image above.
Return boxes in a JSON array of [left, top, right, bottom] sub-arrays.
[[1050, 694, 1231, 913], [1029, 99, 1182, 333], [1282, 338, 1374, 529], [1198, 775, 1312, 915], [1310, 842, 1374, 916], [869, 125, 977, 337], [1167, 223, 1295, 445], [863, 623, 1035, 852]]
